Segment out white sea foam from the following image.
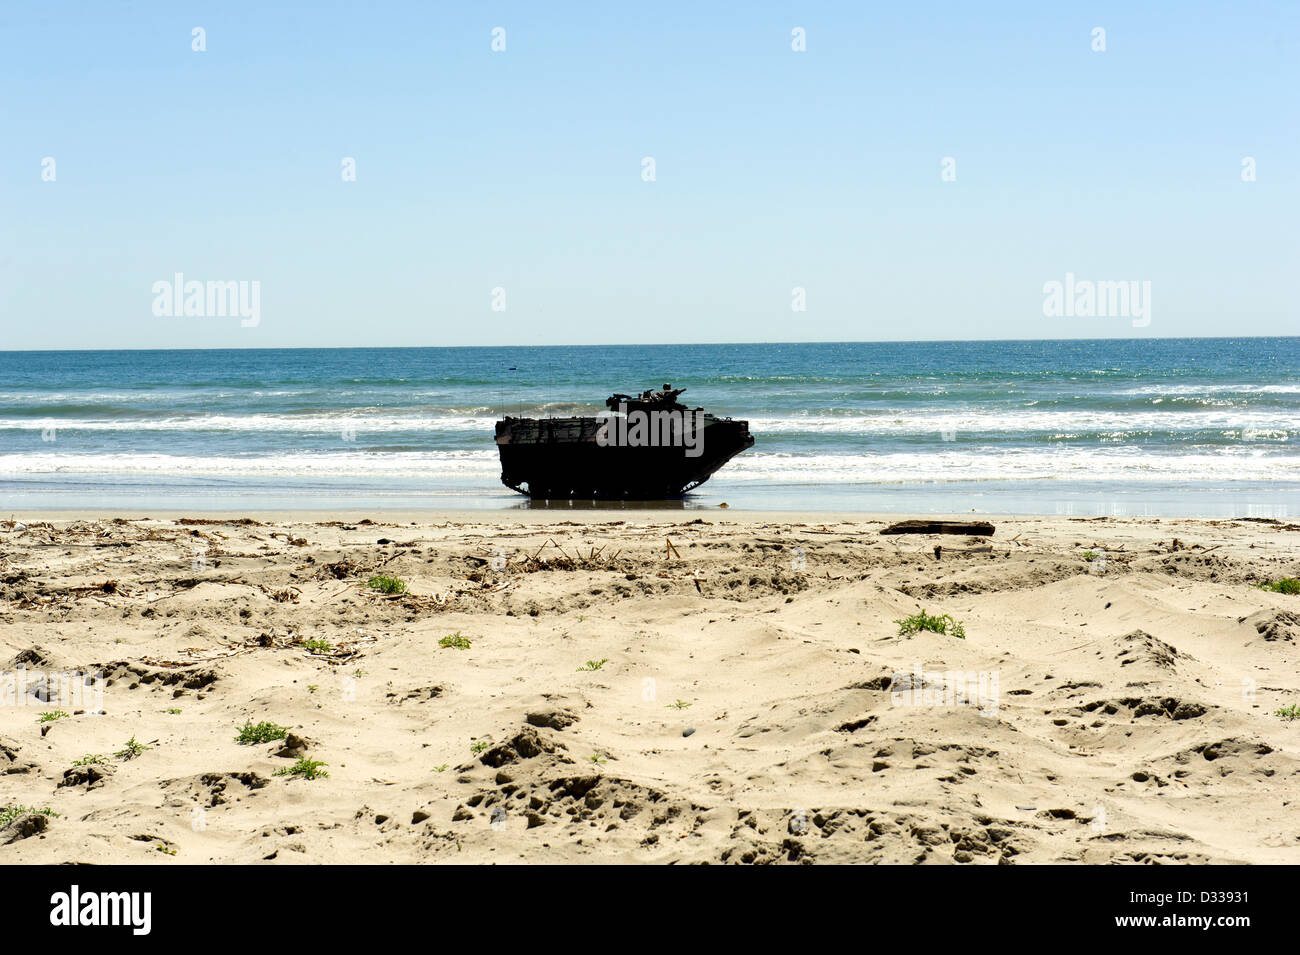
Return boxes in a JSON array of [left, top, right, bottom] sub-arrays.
[[0, 414, 496, 433], [0, 451, 500, 478], [1112, 384, 1300, 396], [1, 409, 1296, 435], [747, 411, 1298, 434], [722, 450, 1300, 483], [3, 449, 1298, 483]]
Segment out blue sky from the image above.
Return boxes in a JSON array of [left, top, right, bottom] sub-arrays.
[[1, 0, 1296, 348]]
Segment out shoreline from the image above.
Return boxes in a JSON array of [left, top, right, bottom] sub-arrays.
[[6, 508, 1295, 526], [9, 504, 1300, 531], [6, 476, 1296, 522]]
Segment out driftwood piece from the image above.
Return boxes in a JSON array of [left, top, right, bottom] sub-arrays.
[[879, 520, 995, 537]]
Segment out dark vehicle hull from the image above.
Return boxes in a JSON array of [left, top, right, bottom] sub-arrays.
[[495, 415, 753, 499]]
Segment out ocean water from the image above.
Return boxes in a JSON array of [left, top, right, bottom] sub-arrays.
[[1, 339, 1297, 515]]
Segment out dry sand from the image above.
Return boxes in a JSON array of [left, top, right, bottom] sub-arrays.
[[1, 510, 1298, 864]]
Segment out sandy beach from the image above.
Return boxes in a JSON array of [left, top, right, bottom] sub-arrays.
[[1, 510, 1298, 864]]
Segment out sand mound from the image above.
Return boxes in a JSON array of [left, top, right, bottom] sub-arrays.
[[0, 513, 1296, 864]]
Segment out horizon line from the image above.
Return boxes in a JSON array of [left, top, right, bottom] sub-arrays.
[[2, 334, 1298, 354]]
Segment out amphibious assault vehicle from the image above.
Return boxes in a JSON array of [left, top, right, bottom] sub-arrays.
[[494, 384, 753, 499]]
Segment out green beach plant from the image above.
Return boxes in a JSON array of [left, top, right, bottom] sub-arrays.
[[274, 757, 328, 780], [1259, 578, 1300, 595], [235, 720, 289, 745], [0, 805, 58, 828], [115, 736, 152, 760], [895, 610, 967, 639], [367, 574, 407, 595]]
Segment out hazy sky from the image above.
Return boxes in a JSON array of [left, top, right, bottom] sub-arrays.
[[1, 0, 1296, 349]]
